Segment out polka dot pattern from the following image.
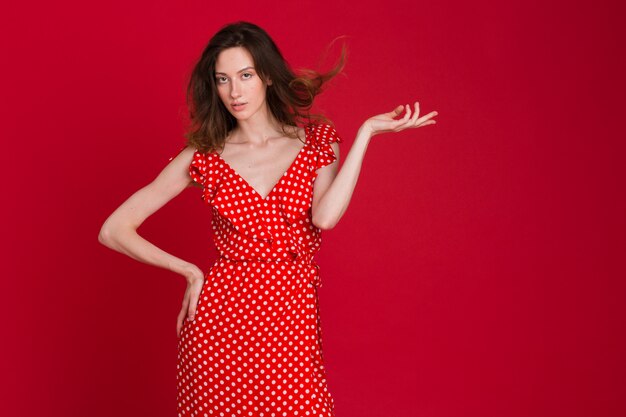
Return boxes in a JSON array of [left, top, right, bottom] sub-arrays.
[[169, 123, 342, 416]]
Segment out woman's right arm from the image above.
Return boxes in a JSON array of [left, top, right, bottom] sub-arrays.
[[97, 146, 200, 280]]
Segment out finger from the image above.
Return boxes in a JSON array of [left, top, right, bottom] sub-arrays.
[[176, 307, 186, 336], [420, 120, 437, 126], [399, 102, 421, 130], [408, 102, 421, 125], [385, 105, 404, 118], [421, 110, 438, 121], [392, 105, 412, 130], [416, 117, 436, 127], [394, 104, 411, 122], [187, 291, 199, 321], [412, 109, 437, 126], [403, 104, 412, 120], [179, 295, 189, 323], [415, 120, 436, 128]]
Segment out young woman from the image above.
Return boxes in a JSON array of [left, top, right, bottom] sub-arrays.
[[99, 21, 437, 417]]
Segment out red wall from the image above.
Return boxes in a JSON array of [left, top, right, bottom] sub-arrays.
[[4, 0, 625, 416]]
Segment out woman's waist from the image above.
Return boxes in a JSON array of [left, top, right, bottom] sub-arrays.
[[206, 252, 322, 287], [212, 233, 320, 261], [216, 252, 315, 264]]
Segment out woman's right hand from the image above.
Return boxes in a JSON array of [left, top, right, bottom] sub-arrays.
[[176, 264, 206, 338], [362, 102, 437, 137]]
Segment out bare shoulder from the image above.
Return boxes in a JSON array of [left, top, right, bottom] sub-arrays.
[[168, 145, 197, 162], [283, 125, 306, 142], [158, 145, 196, 187]]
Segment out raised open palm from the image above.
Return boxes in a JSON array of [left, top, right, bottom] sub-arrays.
[[365, 102, 438, 136]]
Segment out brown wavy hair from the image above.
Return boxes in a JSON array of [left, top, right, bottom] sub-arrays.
[[183, 21, 347, 154]]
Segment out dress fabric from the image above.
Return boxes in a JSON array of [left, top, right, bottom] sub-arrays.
[[168, 123, 342, 417]]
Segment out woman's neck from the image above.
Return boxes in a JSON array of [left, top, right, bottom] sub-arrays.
[[229, 113, 284, 145]]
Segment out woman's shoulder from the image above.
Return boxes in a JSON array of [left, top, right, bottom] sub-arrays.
[[168, 145, 197, 162], [283, 124, 307, 143]]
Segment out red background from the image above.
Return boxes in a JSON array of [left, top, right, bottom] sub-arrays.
[[3, 0, 625, 416]]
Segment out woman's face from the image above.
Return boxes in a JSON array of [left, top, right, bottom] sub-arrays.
[[214, 46, 272, 123]]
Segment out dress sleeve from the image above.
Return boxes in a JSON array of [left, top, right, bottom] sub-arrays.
[[189, 151, 209, 187], [313, 123, 343, 172], [168, 145, 207, 187]]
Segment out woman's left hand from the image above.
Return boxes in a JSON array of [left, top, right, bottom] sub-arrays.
[[362, 102, 438, 137]]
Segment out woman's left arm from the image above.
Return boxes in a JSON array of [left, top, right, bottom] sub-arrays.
[[311, 101, 438, 229]]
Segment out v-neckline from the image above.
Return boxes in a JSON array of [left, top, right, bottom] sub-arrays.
[[213, 126, 310, 201]]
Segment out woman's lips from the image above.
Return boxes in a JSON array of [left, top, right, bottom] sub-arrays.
[[232, 102, 247, 112]]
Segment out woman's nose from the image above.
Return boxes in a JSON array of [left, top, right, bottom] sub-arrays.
[[230, 80, 242, 98]]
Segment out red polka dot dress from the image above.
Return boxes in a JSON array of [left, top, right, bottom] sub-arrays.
[[168, 123, 342, 417]]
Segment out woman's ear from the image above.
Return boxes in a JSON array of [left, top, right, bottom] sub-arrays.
[[266, 78, 273, 86]]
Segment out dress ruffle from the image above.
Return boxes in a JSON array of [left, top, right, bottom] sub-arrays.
[[312, 123, 343, 172], [168, 146, 212, 194], [190, 151, 220, 204]]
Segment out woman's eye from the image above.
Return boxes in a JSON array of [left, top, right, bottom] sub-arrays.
[[242, 73, 252, 79], [216, 77, 228, 84]]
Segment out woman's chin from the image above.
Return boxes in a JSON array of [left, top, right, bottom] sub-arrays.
[[231, 114, 249, 121]]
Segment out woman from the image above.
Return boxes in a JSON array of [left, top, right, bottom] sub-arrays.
[[99, 21, 437, 417]]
